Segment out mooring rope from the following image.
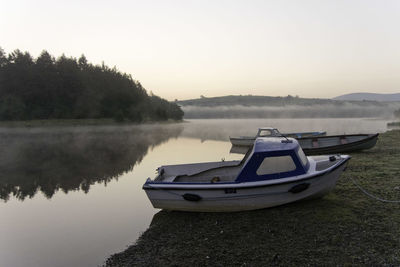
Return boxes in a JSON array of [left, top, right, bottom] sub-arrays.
[[348, 176, 400, 203]]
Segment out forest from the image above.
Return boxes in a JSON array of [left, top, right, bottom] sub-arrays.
[[0, 47, 183, 122]]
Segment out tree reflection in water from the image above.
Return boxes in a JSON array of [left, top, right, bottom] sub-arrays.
[[0, 124, 183, 201]]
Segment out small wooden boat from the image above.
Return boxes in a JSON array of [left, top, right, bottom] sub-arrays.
[[230, 127, 326, 146], [143, 137, 350, 212], [298, 133, 379, 155], [231, 133, 379, 155]]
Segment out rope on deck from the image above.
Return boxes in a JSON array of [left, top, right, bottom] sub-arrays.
[[348, 176, 400, 203]]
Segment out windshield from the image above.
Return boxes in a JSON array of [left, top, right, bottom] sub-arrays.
[[256, 155, 296, 176], [258, 129, 272, 137], [297, 147, 309, 167]]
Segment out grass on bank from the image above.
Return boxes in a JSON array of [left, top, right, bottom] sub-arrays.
[[106, 130, 400, 267], [388, 121, 400, 127]]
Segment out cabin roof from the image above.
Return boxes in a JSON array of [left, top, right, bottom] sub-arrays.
[[253, 137, 299, 153]]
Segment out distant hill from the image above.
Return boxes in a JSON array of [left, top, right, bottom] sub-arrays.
[[178, 95, 330, 107], [176, 95, 400, 119], [333, 93, 400, 102], [177, 95, 383, 107]]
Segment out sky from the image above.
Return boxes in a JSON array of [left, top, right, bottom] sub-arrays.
[[1, 0, 399, 101]]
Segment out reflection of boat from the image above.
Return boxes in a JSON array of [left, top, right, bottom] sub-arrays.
[[143, 137, 350, 212], [229, 127, 326, 146], [231, 133, 379, 156]]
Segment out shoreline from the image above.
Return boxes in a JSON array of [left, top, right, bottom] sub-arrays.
[[388, 121, 400, 127], [0, 118, 185, 128], [105, 130, 400, 266]]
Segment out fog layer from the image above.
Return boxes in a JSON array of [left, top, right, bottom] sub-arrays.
[[182, 103, 400, 119]]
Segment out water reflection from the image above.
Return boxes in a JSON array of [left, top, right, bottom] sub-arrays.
[[0, 118, 389, 202], [0, 124, 183, 201]]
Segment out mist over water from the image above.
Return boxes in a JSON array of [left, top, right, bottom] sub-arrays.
[[182, 103, 400, 119], [0, 118, 388, 203], [0, 124, 183, 202], [0, 124, 186, 267], [181, 118, 390, 142]]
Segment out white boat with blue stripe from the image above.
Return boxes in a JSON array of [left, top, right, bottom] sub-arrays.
[[143, 137, 350, 212]]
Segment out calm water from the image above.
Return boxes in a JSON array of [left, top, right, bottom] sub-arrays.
[[0, 118, 391, 267]]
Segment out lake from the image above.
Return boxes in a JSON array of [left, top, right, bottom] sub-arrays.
[[0, 118, 391, 267]]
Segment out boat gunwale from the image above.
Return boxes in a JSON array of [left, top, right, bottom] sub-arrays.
[[143, 156, 350, 191], [297, 133, 379, 141]]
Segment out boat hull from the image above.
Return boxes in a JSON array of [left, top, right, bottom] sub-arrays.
[[299, 134, 379, 155], [231, 134, 379, 155], [144, 160, 349, 212]]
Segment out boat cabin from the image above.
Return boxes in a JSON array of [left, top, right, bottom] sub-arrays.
[[153, 137, 310, 184], [236, 137, 309, 182]]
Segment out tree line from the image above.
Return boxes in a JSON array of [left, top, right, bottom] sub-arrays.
[[0, 47, 183, 122]]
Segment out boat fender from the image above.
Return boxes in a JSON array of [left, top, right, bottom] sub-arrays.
[[289, 183, 310, 194], [211, 177, 220, 183], [329, 156, 336, 162], [182, 193, 202, 202]]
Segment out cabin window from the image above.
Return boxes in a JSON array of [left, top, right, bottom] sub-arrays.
[[297, 147, 308, 166], [272, 129, 280, 135], [258, 129, 272, 137], [256, 155, 296, 176]]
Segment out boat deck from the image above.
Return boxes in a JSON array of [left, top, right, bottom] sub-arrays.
[[315, 158, 339, 171], [174, 165, 242, 183], [154, 160, 243, 183]]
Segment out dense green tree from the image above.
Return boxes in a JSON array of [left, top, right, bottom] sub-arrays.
[[0, 47, 7, 67], [78, 54, 88, 69], [0, 47, 183, 121]]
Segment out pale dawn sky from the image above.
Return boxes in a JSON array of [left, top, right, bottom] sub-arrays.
[[1, 0, 399, 100]]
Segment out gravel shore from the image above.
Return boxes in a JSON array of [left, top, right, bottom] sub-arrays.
[[105, 130, 400, 266]]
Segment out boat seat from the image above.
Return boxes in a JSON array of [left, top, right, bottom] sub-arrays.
[[174, 173, 236, 183]]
